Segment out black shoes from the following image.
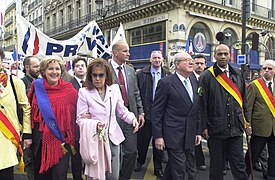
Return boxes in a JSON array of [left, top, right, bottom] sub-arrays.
[[198, 165, 207, 170], [154, 170, 164, 178], [134, 162, 142, 172]]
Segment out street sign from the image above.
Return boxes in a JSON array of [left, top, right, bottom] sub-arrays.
[[237, 55, 246, 65]]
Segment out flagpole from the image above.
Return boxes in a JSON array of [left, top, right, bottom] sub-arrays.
[[16, 16, 18, 76]]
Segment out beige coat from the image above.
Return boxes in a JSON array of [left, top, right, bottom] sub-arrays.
[[0, 75, 31, 170]]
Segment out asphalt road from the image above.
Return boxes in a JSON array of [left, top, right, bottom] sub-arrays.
[[15, 140, 266, 180]]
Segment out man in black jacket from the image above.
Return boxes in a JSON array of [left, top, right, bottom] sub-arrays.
[[198, 44, 249, 180], [135, 50, 171, 178], [21, 56, 40, 180]]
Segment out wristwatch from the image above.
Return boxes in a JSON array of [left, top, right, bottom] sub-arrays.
[[140, 113, 145, 116]]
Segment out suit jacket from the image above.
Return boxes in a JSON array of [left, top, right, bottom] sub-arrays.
[[247, 78, 275, 137], [152, 73, 200, 150], [76, 84, 136, 145], [110, 63, 143, 116], [70, 77, 81, 90]]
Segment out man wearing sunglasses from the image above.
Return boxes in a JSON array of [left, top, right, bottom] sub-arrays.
[[198, 44, 249, 180], [245, 60, 275, 179], [135, 50, 171, 178]]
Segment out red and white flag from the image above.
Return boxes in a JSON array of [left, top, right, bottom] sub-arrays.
[[185, 36, 193, 55]]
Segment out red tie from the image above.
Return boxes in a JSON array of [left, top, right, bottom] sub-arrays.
[[117, 66, 129, 107]]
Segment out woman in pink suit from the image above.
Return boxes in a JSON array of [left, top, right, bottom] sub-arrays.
[[76, 58, 139, 180]]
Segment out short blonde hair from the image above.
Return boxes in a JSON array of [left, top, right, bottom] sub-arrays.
[[40, 55, 65, 78]]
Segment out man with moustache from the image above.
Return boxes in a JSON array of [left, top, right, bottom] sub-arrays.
[[110, 40, 145, 180], [135, 50, 171, 178], [152, 52, 201, 179], [245, 60, 275, 179], [198, 44, 249, 180]]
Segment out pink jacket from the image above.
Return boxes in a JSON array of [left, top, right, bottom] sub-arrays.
[[77, 119, 111, 179], [76, 84, 136, 145]]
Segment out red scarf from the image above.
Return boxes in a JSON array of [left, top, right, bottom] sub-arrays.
[[28, 78, 78, 173]]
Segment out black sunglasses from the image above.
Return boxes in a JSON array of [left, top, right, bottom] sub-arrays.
[[91, 73, 105, 78]]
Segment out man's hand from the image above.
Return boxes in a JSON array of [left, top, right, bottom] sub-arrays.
[[23, 139, 32, 149], [138, 113, 145, 128], [195, 135, 202, 146], [155, 138, 165, 151], [202, 129, 209, 140]]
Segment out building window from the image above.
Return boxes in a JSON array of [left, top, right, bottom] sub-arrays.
[[77, 1, 81, 18], [46, 16, 50, 31], [68, 5, 72, 22], [60, 9, 63, 26], [143, 22, 165, 44], [53, 13, 56, 28], [130, 22, 166, 46], [87, 0, 92, 14]]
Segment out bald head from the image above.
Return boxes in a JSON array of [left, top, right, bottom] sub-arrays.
[[112, 40, 130, 65], [214, 44, 230, 68]]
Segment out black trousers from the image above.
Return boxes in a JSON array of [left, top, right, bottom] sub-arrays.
[[208, 136, 248, 180], [163, 148, 190, 180], [33, 143, 70, 180], [245, 134, 275, 178], [0, 166, 14, 180], [195, 143, 206, 167], [137, 122, 163, 171], [70, 141, 83, 180]]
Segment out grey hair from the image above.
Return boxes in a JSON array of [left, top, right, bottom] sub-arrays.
[[262, 60, 275, 69]]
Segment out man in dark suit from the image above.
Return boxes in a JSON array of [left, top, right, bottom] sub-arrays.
[[135, 50, 171, 178], [199, 44, 249, 180], [245, 60, 275, 179], [110, 40, 145, 180], [152, 52, 201, 179], [186, 54, 207, 179], [69, 57, 87, 180]]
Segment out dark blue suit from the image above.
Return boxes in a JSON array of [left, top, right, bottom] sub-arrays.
[[152, 73, 200, 179]]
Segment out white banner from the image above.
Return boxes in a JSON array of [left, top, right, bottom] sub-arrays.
[[110, 23, 126, 50], [16, 15, 111, 61]]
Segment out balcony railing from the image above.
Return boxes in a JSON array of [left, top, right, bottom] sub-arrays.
[[45, 0, 156, 37], [4, 31, 13, 39]]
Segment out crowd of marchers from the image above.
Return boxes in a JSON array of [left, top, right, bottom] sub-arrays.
[[0, 41, 274, 180]]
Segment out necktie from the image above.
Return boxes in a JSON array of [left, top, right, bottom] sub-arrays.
[[268, 82, 273, 94], [80, 80, 84, 87], [224, 70, 228, 77], [117, 66, 129, 107], [153, 71, 160, 100], [184, 78, 193, 102]]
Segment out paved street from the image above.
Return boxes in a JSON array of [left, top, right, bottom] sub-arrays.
[[15, 142, 266, 180]]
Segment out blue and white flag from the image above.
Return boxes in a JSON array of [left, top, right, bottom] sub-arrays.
[[16, 15, 111, 61], [109, 23, 126, 50]]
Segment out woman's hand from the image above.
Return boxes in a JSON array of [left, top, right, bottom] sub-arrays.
[[81, 112, 91, 119], [23, 139, 32, 149], [97, 122, 105, 131], [132, 118, 139, 133]]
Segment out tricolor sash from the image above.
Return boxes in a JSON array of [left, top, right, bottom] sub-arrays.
[[254, 78, 275, 118], [0, 110, 24, 172], [34, 78, 65, 142], [208, 66, 247, 128]]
